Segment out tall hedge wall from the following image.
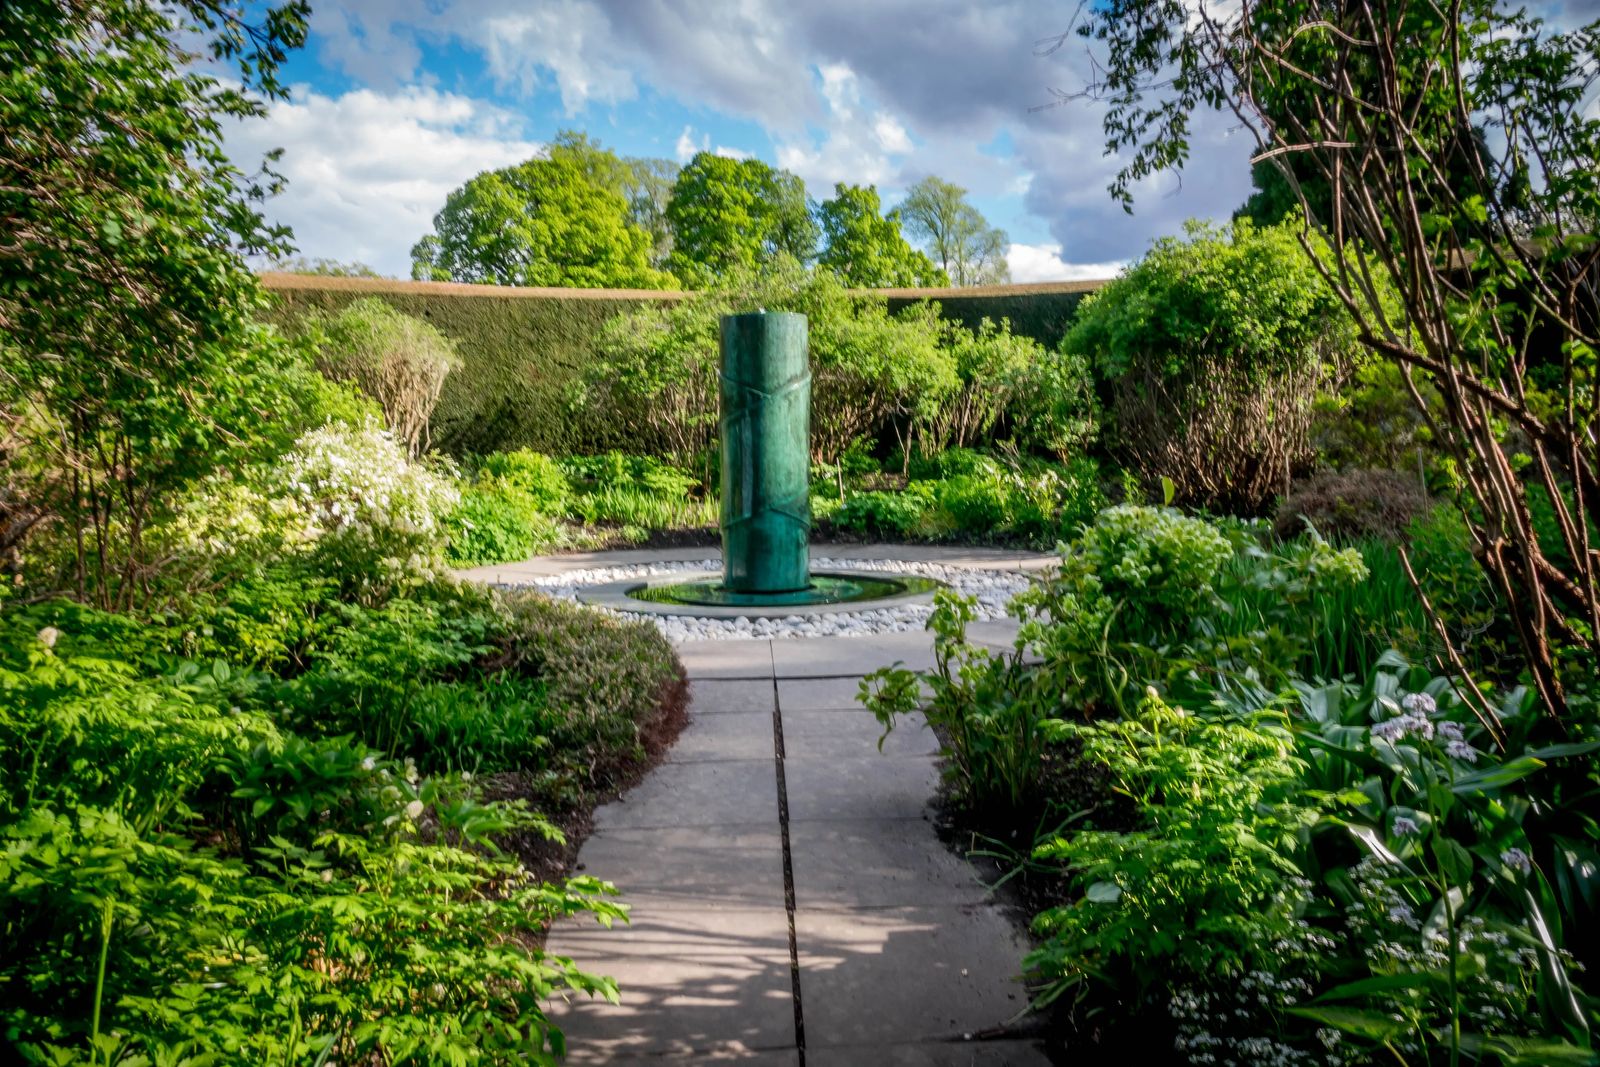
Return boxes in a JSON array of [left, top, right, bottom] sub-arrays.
[[262, 274, 1105, 457]]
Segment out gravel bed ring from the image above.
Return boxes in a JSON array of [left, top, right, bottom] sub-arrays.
[[497, 557, 1035, 642]]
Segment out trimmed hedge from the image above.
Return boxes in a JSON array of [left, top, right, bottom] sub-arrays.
[[882, 280, 1099, 350], [262, 274, 1104, 457]]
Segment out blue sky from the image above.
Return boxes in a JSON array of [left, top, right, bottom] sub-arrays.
[[228, 0, 1596, 281]]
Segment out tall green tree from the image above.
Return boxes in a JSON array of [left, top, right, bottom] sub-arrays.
[[0, 0, 320, 604], [664, 153, 818, 287], [546, 130, 677, 268], [897, 176, 1010, 286], [817, 183, 948, 287], [410, 152, 674, 289]]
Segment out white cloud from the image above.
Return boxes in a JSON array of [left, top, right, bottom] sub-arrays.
[[713, 145, 752, 160], [675, 125, 708, 161], [1006, 242, 1123, 283], [228, 85, 540, 276]]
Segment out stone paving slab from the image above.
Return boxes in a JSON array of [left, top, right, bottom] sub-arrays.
[[775, 676, 867, 710], [547, 902, 796, 1060], [593, 759, 776, 830], [784, 756, 940, 822], [677, 640, 776, 679], [688, 678, 777, 712], [789, 818, 993, 908], [780, 709, 937, 760], [769, 631, 936, 677], [668, 711, 776, 762], [574, 826, 785, 909], [796, 904, 1033, 1049], [805, 1040, 1050, 1065]]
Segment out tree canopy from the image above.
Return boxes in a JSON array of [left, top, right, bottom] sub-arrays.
[[817, 183, 948, 288], [1070, 0, 1600, 720], [665, 153, 818, 287], [0, 0, 326, 602], [896, 177, 1010, 286], [410, 150, 674, 289]]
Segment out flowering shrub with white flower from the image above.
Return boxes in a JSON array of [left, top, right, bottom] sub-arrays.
[[273, 420, 460, 590]]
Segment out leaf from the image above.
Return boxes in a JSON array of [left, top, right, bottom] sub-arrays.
[[1451, 756, 1546, 794], [1085, 881, 1123, 903], [1288, 1005, 1410, 1040], [1313, 970, 1445, 1002]]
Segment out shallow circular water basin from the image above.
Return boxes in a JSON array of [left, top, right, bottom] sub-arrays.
[[628, 572, 941, 608], [574, 568, 947, 619]]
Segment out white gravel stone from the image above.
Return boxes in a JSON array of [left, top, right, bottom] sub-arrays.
[[490, 556, 1034, 641]]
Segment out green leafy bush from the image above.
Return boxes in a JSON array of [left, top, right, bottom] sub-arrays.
[[1026, 691, 1317, 1010], [832, 486, 936, 539], [478, 449, 571, 511], [305, 296, 461, 457], [1065, 220, 1363, 512], [0, 599, 626, 1066], [446, 485, 565, 567]]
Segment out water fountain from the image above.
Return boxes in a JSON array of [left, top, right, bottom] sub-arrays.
[[579, 310, 941, 618]]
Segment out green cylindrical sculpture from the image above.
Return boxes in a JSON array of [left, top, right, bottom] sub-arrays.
[[720, 311, 811, 594]]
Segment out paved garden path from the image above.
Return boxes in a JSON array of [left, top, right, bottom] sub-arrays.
[[514, 547, 1055, 1065]]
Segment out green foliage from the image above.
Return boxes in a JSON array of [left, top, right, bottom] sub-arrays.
[[477, 449, 571, 511], [444, 486, 564, 568], [264, 278, 1102, 460], [915, 318, 1049, 455], [545, 130, 678, 269], [829, 453, 1106, 546], [833, 488, 935, 540], [896, 176, 1010, 286], [1007, 346, 1101, 460], [0, 598, 630, 1066], [1027, 692, 1318, 1007], [410, 151, 675, 289], [0, 0, 325, 604], [816, 183, 948, 287], [583, 261, 958, 468], [304, 297, 461, 457], [442, 451, 569, 567], [865, 591, 1063, 814], [665, 154, 817, 286], [1065, 219, 1360, 511]]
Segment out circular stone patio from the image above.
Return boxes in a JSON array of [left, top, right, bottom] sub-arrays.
[[453, 543, 1057, 643]]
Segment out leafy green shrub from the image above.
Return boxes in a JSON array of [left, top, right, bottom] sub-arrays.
[[916, 317, 1044, 455], [1008, 346, 1101, 460], [1275, 468, 1434, 543], [1066, 220, 1362, 512], [1026, 691, 1317, 1011], [305, 297, 461, 457], [561, 452, 697, 498], [832, 487, 932, 539], [1054, 504, 1234, 641], [0, 599, 624, 1066], [478, 449, 571, 510], [446, 485, 564, 567]]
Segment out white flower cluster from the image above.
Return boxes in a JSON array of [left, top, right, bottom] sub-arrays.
[[1369, 691, 1481, 763], [277, 421, 458, 544]]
